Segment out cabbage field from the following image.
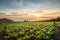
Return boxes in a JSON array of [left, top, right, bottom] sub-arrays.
[[0, 21, 60, 40]]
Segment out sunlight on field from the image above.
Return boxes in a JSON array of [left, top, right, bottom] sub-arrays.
[[0, 21, 58, 40]]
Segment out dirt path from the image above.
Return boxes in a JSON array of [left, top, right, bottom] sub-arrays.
[[54, 26, 60, 40]]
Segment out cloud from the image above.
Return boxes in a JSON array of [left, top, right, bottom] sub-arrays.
[[0, 13, 6, 15], [14, 0, 24, 6], [40, 12, 60, 18], [0, 0, 60, 16]]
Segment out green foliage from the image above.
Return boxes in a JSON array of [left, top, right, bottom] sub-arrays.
[[0, 21, 56, 40]]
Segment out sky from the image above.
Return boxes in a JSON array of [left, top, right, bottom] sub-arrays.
[[0, 0, 60, 19]]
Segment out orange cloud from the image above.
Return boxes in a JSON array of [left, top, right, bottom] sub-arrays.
[[0, 10, 60, 19], [40, 12, 60, 18]]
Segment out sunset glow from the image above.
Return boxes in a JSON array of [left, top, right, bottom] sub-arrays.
[[0, 0, 60, 20]]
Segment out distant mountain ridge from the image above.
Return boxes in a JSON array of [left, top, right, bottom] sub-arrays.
[[0, 18, 13, 22], [0, 17, 60, 22]]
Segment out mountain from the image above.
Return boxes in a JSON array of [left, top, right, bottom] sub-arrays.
[[0, 17, 60, 22], [0, 18, 13, 23]]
